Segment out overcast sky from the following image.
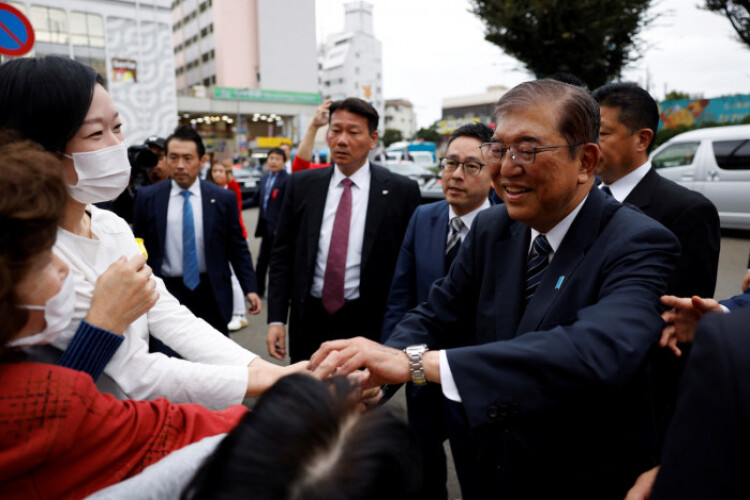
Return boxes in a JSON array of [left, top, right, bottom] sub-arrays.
[[315, 0, 750, 128]]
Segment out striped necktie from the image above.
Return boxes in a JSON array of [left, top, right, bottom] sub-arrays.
[[445, 217, 464, 267], [524, 234, 552, 306], [181, 190, 200, 290]]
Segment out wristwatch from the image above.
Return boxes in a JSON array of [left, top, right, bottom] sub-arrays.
[[404, 344, 429, 386]]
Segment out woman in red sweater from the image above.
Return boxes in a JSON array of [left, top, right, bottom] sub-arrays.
[[0, 138, 247, 499]]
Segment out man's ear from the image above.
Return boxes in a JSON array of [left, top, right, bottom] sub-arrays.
[[369, 130, 379, 150], [635, 128, 654, 153], [200, 155, 208, 165], [578, 143, 600, 184]]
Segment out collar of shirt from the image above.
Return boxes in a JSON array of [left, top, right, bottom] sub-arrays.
[[330, 159, 371, 192], [449, 198, 491, 240], [530, 194, 588, 257], [602, 160, 651, 202], [170, 178, 202, 199]]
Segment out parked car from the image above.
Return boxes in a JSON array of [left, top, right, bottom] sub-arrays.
[[651, 124, 750, 230], [232, 165, 262, 199], [383, 160, 437, 187]]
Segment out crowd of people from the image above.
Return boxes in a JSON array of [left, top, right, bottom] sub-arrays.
[[0, 54, 748, 499]]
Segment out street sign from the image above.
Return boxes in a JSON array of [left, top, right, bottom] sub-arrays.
[[0, 3, 35, 57]]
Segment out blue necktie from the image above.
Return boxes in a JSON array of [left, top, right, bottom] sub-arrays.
[[262, 173, 276, 213], [601, 185, 613, 197], [525, 234, 552, 306], [181, 190, 200, 290]]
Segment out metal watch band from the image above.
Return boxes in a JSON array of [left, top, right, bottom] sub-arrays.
[[405, 344, 429, 386]]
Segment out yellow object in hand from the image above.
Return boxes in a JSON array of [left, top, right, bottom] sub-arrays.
[[135, 238, 148, 259]]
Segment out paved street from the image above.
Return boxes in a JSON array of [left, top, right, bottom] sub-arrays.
[[232, 206, 750, 499]]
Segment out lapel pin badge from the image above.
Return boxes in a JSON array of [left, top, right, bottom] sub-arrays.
[[555, 276, 565, 290], [210, 198, 216, 203], [382, 189, 389, 195]]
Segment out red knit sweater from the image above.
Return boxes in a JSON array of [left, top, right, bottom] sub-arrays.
[[0, 362, 246, 499]]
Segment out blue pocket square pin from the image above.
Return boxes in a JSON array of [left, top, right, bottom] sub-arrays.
[[555, 276, 565, 290]]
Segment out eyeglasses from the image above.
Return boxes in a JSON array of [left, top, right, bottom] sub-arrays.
[[478, 142, 584, 166], [438, 158, 485, 176]]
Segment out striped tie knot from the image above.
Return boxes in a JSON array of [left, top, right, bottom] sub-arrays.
[[524, 234, 552, 306]]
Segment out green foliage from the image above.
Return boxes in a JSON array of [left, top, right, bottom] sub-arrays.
[[382, 128, 403, 147], [664, 90, 691, 101], [415, 122, 441, 144], [469, 0, 656, 89], [705, 0, 750, 47]]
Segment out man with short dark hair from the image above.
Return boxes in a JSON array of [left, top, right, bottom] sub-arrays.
[[145, 135, 168, 184], [133, 125, 261, 335], [381, 122, 495, 499], [592, 82, 721, 443], [310, 80, 681, 499], [266, 98, 421, 363]]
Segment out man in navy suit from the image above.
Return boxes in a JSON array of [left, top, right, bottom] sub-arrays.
[[592, 82, 721, 446], [381, 123, 494, 499], [310, 80, 680, 499], [133, 125, 260, 335], [266, 98, 421, 363], [243, 147, 289, 297]]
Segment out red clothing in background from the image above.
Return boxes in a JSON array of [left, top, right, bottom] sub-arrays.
[[292, 156, 330, 173], [227, 178, 247, 238], [0, 362, 246, 499]]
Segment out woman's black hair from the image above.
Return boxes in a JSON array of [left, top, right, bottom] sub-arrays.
[[0, 56, 106, 153], [182, 374, 421, 500]]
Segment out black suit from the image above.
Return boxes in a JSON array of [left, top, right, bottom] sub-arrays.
[[133, 180, 257, 334], [623, 167, 721, 446], [243, 170, 289, 296], [268, 164, 421, 362], [387, 187, 680, 499], [652, 308, 750, 499]]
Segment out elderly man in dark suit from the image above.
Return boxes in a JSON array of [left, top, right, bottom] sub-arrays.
[[310, 80, 680, 499], [133, 125, 260, 336], [266, 98, 421, 363], [592, 82, 721, 445]]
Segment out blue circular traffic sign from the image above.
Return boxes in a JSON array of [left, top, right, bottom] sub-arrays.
[[0, 3, 35, 57]]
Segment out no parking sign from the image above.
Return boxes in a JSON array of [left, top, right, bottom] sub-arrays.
[[0, 3, 35, 57]]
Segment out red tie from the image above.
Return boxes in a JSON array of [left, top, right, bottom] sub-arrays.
[[322, 178, 353, 314]]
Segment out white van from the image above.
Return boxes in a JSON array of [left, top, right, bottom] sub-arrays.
[[650, 124, 750, 230]]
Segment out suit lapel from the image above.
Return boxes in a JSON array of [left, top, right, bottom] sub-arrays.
[[361, 166, 389, 270], [430, 202, 450, 275], [155, 182, 171, 257], [200, 181, 215, 243], [306, 168, 334, 269], [494, 221, 530, 341], [516, 188, 612, 334], [623, 167, 658, 210]]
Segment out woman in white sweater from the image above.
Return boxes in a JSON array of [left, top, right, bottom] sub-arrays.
[[0, 56, 307, 409]]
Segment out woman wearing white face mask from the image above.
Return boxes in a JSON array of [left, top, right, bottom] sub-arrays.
[[0, 56, 312, 410], [0, 137, 251, 498]]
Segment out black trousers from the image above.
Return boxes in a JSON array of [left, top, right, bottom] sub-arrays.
[[255, 232, 274, 297], [289, 295, 364, 362], [163, 274, 228, 335]]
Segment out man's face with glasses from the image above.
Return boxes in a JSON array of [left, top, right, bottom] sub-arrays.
[[485, 103, 597, 233], [440, 136, 492, 216]]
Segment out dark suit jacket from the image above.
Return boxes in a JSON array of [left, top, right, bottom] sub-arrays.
[[624, 167, 720, 298], [133, 180, 257, 322], [242, 170, 289, 237], [720, 288, 750, 311], [387, 186, 680, 499], [652, 307, 750, 499], [268, 163, 421, 360]]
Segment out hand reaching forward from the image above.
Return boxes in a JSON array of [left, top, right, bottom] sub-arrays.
[[659, 295, 722, 356]]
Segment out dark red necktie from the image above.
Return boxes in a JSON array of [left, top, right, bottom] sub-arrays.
[[322, 178, 353, 314]]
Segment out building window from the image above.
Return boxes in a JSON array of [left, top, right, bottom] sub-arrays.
[[70, 12, 105, 47], [29, 5, 68, 44]]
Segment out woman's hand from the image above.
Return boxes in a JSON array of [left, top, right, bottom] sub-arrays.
[[85, 255, 159, 334]]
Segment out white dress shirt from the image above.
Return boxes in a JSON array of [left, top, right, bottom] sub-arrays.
[[440, 195, 589, 402], [54, 206, 256, 410], [601, 160, 651, 202], [284, 160, 292, 175], [448, 199, 492, 243], [161, 179, 206, 277], [309, 161, 371, 300]]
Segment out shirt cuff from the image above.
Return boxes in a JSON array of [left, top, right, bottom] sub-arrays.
[[58, 320, 124, 381], [439, 350, 461, 402], [720, 304, 731, 313], [268, 321, 285, 326]]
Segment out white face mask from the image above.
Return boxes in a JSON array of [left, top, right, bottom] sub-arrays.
[[8, 271, 76, 348], [65, 142, 131, 204]]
